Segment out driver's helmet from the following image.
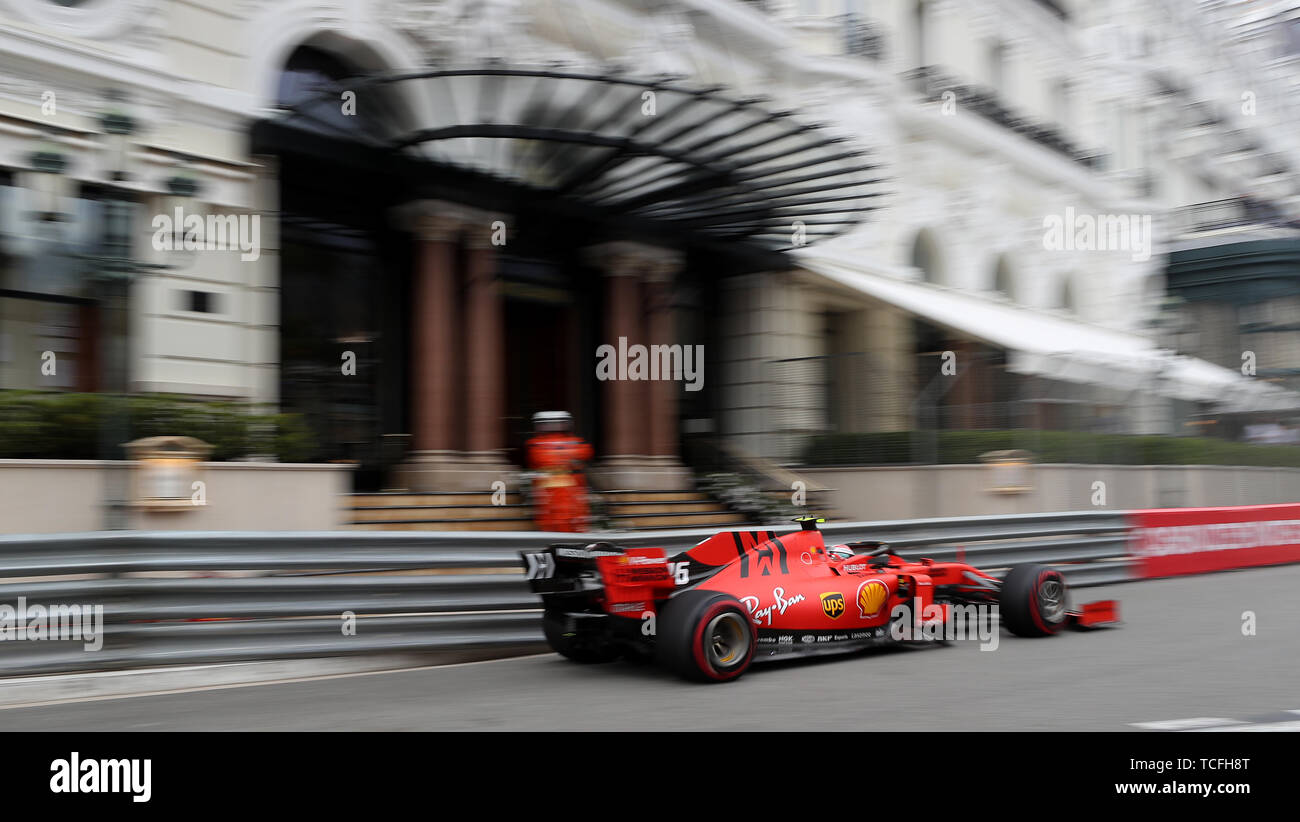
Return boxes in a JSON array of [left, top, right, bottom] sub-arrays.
[[827, 544, 855, 562], [532, 410, 573, 434]]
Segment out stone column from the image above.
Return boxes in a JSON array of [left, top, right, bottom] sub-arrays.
[[395, 201, 517, 492], [463, 221, 511, 467], [848, 302, 914, 432], [602, 254, 641, 458], [408, 208, 461, 454], [645, 262, 679, 459], [585, 242, 691, 491]]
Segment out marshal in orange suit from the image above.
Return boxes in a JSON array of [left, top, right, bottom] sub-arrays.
[[526, 411, 594, 532]]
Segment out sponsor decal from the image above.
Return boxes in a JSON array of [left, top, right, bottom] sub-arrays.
[[1129, 505, 1300, 578], [667, 561, 690, 585], [627, 556, 665, 565], [801, 634, 816, 644], [740, 587, 806, 626], [820, 592, 846, 619], [738, 535, 790, 578], [610, 601, 647, 613], [523, 553, 556, 580], [855, 579, 889, 618], [843, 563, 869, 573], [555, 547, 621, 559]]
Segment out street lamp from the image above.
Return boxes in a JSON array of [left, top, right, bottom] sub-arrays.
[[1148, 295, 1188, 436], [163, 172, 202, 253], [26, 144, 71, 222], [99, 98, 136, 184], [77, 93, 168, 529]]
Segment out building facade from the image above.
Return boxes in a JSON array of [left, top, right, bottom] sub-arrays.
[[1, 0, 1297, 494]]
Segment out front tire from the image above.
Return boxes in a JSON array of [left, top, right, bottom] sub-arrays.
[[999, 564, 1069, 637], [656, 591, 755, 682], [543, 609, 619, 663]]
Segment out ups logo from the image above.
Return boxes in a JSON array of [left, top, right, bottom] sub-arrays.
[[820, 592, 846, 620]]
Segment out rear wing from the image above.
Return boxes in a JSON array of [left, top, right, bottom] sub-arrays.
[[520, 544, 678, 612]]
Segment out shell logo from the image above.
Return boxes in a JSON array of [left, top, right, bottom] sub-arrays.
[[855, 579, 889, 619]]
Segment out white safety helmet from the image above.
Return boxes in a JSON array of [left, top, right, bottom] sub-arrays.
[[827, 544, 855, 561]]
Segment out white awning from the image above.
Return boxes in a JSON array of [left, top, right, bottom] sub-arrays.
[[795, 251, 1300, 413]]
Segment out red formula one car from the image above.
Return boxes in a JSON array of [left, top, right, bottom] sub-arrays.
[[521, 517, 1119, 682]]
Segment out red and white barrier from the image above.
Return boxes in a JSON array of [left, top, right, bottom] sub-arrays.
[[1128, 503, 1300, 579]]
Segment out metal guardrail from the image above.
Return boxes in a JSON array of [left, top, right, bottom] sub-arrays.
[[0, 512, 1133, 676]]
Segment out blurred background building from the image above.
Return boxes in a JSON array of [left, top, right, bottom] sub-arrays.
[[2, 0, 1300, 529]]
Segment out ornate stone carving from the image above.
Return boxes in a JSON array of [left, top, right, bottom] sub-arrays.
[[0, 0, 163, 48]]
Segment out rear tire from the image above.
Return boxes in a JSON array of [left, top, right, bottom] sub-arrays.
[[656, 590, 755, 682], [999, 564, 1069, 637], [543, 609, 619, 663]]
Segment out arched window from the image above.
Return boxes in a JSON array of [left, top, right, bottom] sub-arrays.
[[276, 45, 402, 140], [1060, 277, 1077, 314], [992, 255, 1015, 301], [911, 229, 944, 285]]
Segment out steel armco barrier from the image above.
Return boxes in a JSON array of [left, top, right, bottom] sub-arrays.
[[0, 511, 1132, 676]]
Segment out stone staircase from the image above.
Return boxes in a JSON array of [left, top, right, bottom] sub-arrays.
[[600, 490, 748, 530], [346, 491, 536, 531]]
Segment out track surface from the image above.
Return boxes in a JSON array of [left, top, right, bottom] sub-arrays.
[[2, 566, 1298, 731]]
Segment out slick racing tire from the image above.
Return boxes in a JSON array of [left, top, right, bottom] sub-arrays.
[[542, 609, 619, 663], [656, 590, 755, 683], [999, 564, 1069, 637]]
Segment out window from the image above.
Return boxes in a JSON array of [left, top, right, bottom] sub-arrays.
[[987, 40, 1006, 91], [1060, 278, 1077, 314], [914, 1, 928, 67], [182, 290, 220, 314], [992, 256, 1015, 301], [1054, 79, 1071, 129]]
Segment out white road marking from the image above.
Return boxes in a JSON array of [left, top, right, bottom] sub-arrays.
[[1130, 717, 1244, 730], [1193, 720, 1300, 732], [0, 653, 552, 711]]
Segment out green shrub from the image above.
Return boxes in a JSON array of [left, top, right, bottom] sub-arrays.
[[0, 391, 318, 462]]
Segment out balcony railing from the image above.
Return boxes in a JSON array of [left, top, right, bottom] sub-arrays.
[[905, 66, 1105, 170], [838, 14, 885, 61], [1170, 196, 1300, 236]]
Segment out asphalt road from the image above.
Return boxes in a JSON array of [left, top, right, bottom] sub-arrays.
[[2, 565, 1298, 731]]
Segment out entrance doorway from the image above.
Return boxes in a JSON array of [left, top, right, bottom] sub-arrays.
[[503, 296, 579, 466]]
